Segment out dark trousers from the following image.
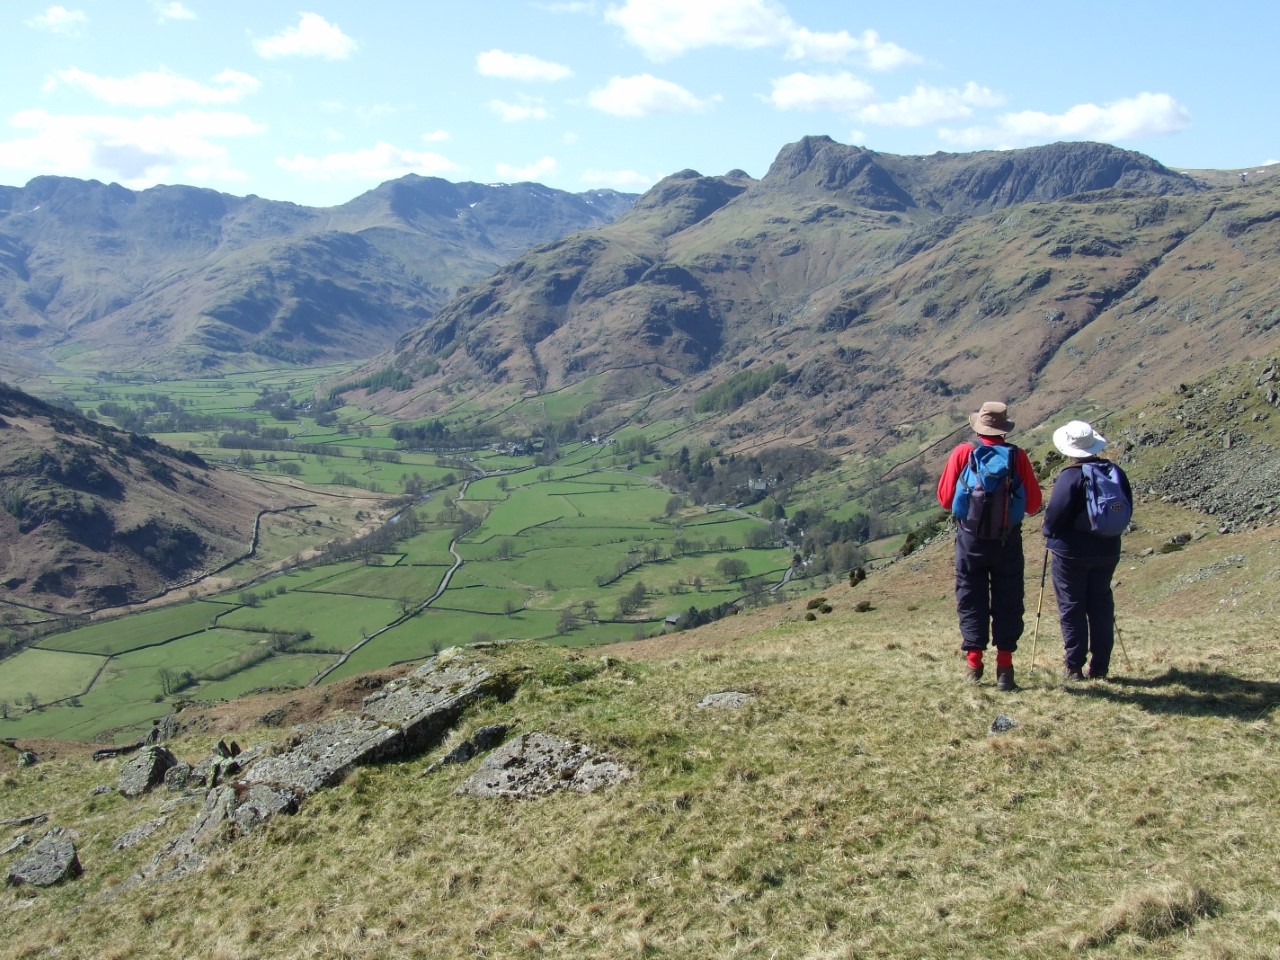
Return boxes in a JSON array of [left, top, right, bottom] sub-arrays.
[[1050, 552, 1118, 675], [954, 527, 1024, 652]]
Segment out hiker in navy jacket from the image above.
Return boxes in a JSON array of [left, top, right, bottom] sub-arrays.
[[1043, 420, 1133, 680], [937, 401, 1042, 692]]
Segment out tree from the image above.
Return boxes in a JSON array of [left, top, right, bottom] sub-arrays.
[[156, 668, 178, 696], [665, 494, 684, 517], [556, 609, 578, 635], [717, 557, 749, 580], [0, 701, 9, 720]]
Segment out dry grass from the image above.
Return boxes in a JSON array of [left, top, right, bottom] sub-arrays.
[[3, 504, 1279, 959]]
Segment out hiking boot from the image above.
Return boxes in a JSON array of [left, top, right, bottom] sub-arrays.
[[996, 667, 1016, 692], [1064, 666, 1086, 682], [965, 663, 984, 683]]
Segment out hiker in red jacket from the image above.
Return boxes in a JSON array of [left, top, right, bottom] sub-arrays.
[[936, 402, 1043, 691]]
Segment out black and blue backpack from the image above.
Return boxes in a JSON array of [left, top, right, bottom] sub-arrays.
[[1080, 461, 1132, 537], [951, 442, 1026, 539]]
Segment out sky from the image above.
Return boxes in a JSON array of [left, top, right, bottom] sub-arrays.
[[2, 0, 1277, 208]]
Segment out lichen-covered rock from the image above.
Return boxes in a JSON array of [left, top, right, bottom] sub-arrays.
[[164, 761, 193, 791], [697, 691, 754, 709], [231, 784, 299, 833], [6, 830, 81, 887], [118, 745, 179, 797], [456, 732, 629, 798], [242, 715, 403, 795]]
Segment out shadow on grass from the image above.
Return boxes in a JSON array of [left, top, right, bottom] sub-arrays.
[[1073, 667, 1280, 721]]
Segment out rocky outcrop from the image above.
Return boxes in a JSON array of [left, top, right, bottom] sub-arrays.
[[142, 648, 519, 880]]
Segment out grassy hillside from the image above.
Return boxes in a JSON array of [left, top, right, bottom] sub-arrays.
[[2, 492, 1277, 958]]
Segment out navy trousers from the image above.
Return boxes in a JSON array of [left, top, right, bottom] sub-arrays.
[[1050, 552, 1118, 676], [954, 527, 1024, 652]]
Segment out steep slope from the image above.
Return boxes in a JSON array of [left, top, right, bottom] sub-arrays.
[[0, 383, 302, 613], [0, 176, 635, 375], [367, 139, 1280, 449]]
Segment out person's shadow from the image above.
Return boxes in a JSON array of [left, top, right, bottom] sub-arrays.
[[1071, 667, 1280, 721]]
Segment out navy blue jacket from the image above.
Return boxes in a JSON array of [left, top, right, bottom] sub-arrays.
[[1043, 458, 1133, 559]]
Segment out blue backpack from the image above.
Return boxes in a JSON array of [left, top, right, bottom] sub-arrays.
[[1081, 461, 1132, 537], [952, 443, 1026, 539]]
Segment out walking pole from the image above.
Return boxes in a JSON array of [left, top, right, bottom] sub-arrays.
[[1115, 617, 1133, 670], [1029, 548, 1049, 671]]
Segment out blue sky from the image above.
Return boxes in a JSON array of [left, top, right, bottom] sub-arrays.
[[2, 1, 1276, 207]]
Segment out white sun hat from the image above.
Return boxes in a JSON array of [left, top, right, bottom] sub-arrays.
[[1052, 420, 1108, 458]]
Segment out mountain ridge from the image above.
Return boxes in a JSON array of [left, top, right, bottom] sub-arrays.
[[357, 138, 1277, 451], [0, 174, 637, 377]]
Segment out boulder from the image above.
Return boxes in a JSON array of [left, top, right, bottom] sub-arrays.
[[164, 761, 193, 791], [697, 691, 754, 709], [456, 732, 630, 798], [6, 830, 81, 887], [118, 746, 179, 797]]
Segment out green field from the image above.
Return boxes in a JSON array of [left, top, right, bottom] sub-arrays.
[[0, 648, 103, 706], [216, 592, 406, 653], [196, 653, 335, 699], [36, 602, 224, 655]]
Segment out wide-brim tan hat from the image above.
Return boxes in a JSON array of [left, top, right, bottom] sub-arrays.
[[1053, 420, 1108, 458], [969, 401, 1014, 436]]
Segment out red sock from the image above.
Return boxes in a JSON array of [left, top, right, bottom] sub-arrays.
[[966, 651, 984, 669], [995, 650, 1013, 669]]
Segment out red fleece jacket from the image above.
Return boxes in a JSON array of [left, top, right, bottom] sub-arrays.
[[936, 436, 1043, 516]]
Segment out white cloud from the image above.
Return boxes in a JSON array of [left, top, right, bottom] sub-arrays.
[[476, 50, 572, 82], [496, 156, 560, 181], [421, 129, 451, 143], [277, 141, 460, 182], [47, 67, 260, 107], [25, 5, 87, 36], [605, 0, 786, 60], [254, 12, 357, 60], [856, 82, 1004, 127], [785, 27, 919, 69], [940, 92, 1192, 149], [582, 167, 656, 190], [603, 0, 918, 68], [767, 71, 875, 112], [0, 109, 261, 187], [152, 1, 196, 22], [490, 99, 550, 122], [588, 74, 720, 117]]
